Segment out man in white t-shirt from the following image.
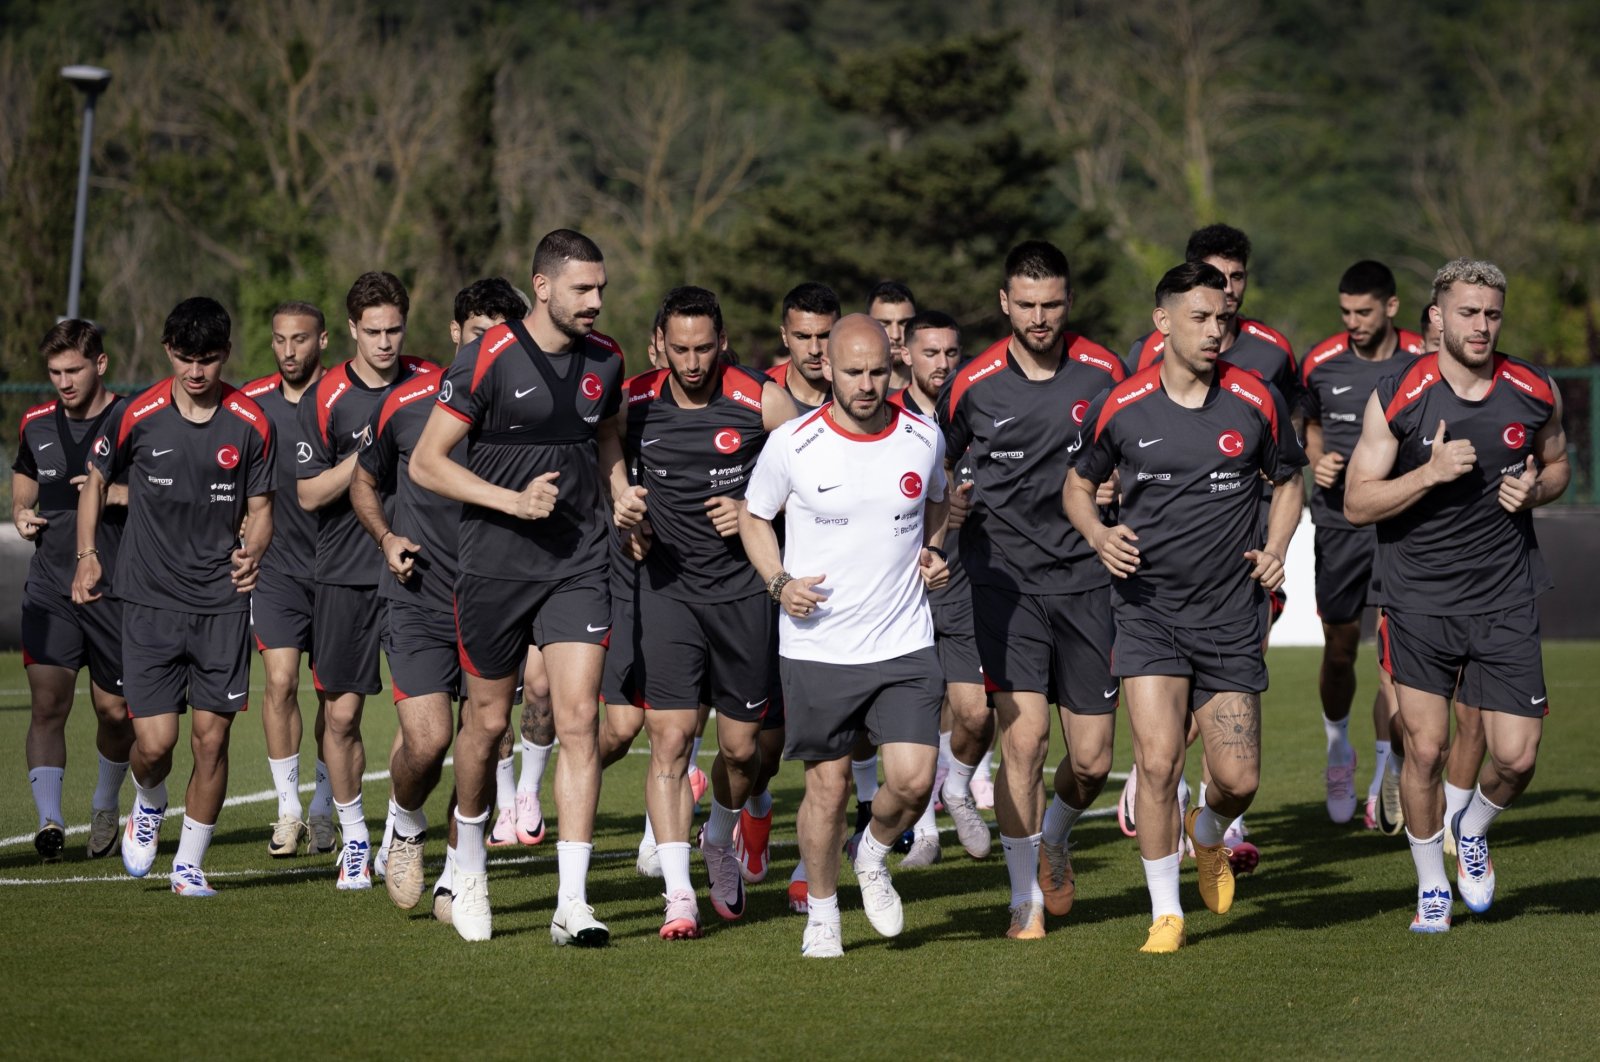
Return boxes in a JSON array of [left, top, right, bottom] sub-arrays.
[[740, 314, 950, 958]]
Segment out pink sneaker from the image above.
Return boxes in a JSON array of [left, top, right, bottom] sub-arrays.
[[970, 776, 995, 811], [1116, 767, 1138, 837], [514, 791, 545, 845], [486, 807, 518, 847], [689, 765, 709, 806], [932, 763, 949, 812], [1363, 795, 1378, 830]]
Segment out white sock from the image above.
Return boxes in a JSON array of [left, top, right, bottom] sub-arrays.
[[937, 731, 953, 770], [641, 813, 656, 849], [745, 790, 773, 818], [335, 794, 369, 847], [134, 775, 168, 812], [976, 748, 994, 783], [495, 755, 516, 813], [1041, 795, 1084, 848], [308, 760, 333, 818], [1369, 741, 1392, 798], [790, 858, 808, 885], [381, 797, 398, 851], [93, 754, 129, 813], [856, 825, 892, 873], [1457, 786, 1505, 838], [1407, 828, 1449, 894], [1443, 782, 1476, 830], [851, 756, 879, 803], [1142, 852, 1183, 919], [706, 799, 740, 848], [267, 755, 300, 818], [1000, 832, 1044, 907], [437, 846, 457, 892], [174, 815, 216, 869], [455, 809, 489, 874], [1176, 773, 1191, 812], [807, 889, 839, 925], [657, 840, 692, 896], [1323, 714, 1353, 758], [1193, 805, 1229, 847], [690, 735, 704, 767], [28, 766, 64, 829], [945, 758, 976, 799], [518, 739, 552, 795], [556, 840, 592, 903], [912, 788, 938, 836], [393, 801, 427, 839]]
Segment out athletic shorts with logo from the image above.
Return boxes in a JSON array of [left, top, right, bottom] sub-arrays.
[[601, 554, 641, 707], [122, 601, 250, 716], [1381, 602, 1547, 718], [637, 587, 774, 724], [251, 566, 315, 653], [780, 647, 942, 762], [21, 587, 123, 693], [1111, 607, 1269, 700], [1314, 524, 1377, 625], [312, 583, 382, 696], [457, 567, 610, 681], [973, 583, 1117, 714], [384, 598, 461, 704]]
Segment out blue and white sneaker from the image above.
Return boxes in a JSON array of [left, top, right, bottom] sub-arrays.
[[170, 863, 217, 897], [335, 839, 372, 891], [1410, 887, 1453, 933], [1452, 809, 1496, 913], [122, 802, 166, 878]]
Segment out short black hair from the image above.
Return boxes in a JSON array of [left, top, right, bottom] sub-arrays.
[[781, 282, 840, 320], [1155, 261, 1227, 308], [1338, 260, 1397, 300], [867, 280, 915, 309], [270, 301, 325, 333], [531, 228, 604, 280], [162, 297, 232, 358], [1004, 240, 1071, 289], [1421, 302, 1435, 332], [904, 309, 959, 343], [657, 285, 724, 337], [39, 318, 104, 362], [454, 277, 527, 326], [1185, 224, 1251, 267], [346, 271, 410, 323]]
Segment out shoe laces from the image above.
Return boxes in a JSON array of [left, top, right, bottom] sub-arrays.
[[804, 921, 841, 949], [457, 875, 490, 916], [340, 840, 369, 878], [1417, 887, 1452, 922], [1009, 902, 1039, 928], [1457, 834, 1490, 879], [1043, 842, 1071, 884], [173, 863, 206, 889], [132, 806, 161, 847], [1327, 760, 1356, 795]]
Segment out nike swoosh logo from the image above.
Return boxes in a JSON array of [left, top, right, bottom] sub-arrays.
[[351, 429, 365, 439], [586, 623, 608, 632], [227, 691, 247, 701], [817, 484, 842, 492], [38, 442, 54, 450], [993, 417, 1016, 428], [641, 438, 662, 447], [1422, 438, 1436, 447], [745, 698, 769, 711], [1531, 695, 1547, 705], [1331, 386, 1353, 395], [1103, 688, 1118, 698], [152, 449, 174, 457], [515, 386, 540, 398], [1138, 438, 1162, 448]]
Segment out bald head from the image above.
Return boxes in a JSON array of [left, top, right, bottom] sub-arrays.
[[827, 313, 891, 372], [825, 313, 894, 428]]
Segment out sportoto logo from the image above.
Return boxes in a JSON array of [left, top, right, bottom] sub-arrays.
[[296, 441, 313, 464], [713, 428, 742, 455], [1502, 423, 1526, 449], [1217, 430, 1244, 457], [216, 444, 241, 470], [1071, 399, 1089, 425], [581, 373, 603, 400], [899, 471, 923, 499], [93, 436, 110, 458]]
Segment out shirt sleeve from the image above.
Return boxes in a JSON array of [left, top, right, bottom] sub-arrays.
[[246, 419, 275, 498], [296, 385, 333, 478], [1261, 384, 1308, 484], [743, 431, 792, 521], [934, 376, 971, 470], [357, 407, 399, 492], [12, 423, 37, 478], [438, 343, 486, 425], [1300, 369, 1324, 423], [92, 408, 132, 483], [1073, 393, 1118, 484]]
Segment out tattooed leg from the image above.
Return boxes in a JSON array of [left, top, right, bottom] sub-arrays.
[[1194, 691, 1261, 819]]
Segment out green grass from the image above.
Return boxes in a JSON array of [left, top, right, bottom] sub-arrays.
[[1, 645, 1597, 1060]]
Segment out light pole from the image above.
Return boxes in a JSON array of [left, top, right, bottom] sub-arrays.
[[61, 64, 111, 322]]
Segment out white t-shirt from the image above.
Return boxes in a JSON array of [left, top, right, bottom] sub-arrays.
[[745, 403, 947, 664]]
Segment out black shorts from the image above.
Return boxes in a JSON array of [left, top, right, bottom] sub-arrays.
[[930, 583, 983, 687], [1381, 603, 1547, 718], [637, 588, 775, 723], [1314, 525, 1377, 625], [601, 560, 641, 707], [456, 567, 610, 681], [780, 647, 942, 762], [122, 602, 250, 716], [21, 586, 123, 694], [973, 583, 1118, 715], [384, 599, 461, 704], [251, 567, 314, 653], [312, 583, 383, 696], [1112, 608, 1269, 697]]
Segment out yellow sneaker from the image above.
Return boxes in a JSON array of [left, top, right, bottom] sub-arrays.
[[1006, 901, 1046, 940], [1139, 914, 1186, 953], [1038, 840, 1075, 917], [1186, 805, 1235, 914]]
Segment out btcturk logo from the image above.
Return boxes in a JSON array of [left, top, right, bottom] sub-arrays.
[[581, 373, 603, 400], [1071, 399, 1089, 425], [1502, 423, 1526, 449], [713, 428, 742, 455], [899, 471, 923, 499], [216, 444, 241, 470], [1217, 429, 1244, 457]]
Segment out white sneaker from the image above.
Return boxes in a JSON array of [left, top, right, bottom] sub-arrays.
[[801, 919, 844, 958], [1451, 810, 1496, 914], [551, 894, 610, 947], [335, 839, 372, 891], [941, 785, 992, 860], [1325, 747, 1359, 824], [635, 840, 661, 878], [373, 843, 390, 881], [899, 832, 942, 868], [853, 861, 904, 938], [122, 801, 165, 878], [453, 871, 492, 941]]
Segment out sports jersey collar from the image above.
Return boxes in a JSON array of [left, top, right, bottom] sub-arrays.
[[1003, 341, 1067, 382], [821, 401, 900, 442]]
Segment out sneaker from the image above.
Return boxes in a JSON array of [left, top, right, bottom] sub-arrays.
[[1451, 809, 1496, 913], [636, 840, 661, 878], [854, 861, 903, 937], [169, 863, 217, 897], [801, 919, 843, 958], [308, 813, 337, 854], [970, 775, 995, 811], [385, 833, 426, 910], [900, 832, 942, 868], [122, 802, 165, 878], [453, 870, 492, 941], [34, 821, 65, 863], [787, 878, 809, 915], [1139, 913, 1185, 953], [432, 878, 455, 925], [702, 833, 746, 920], [1364, 795, 1378, 831], [514, 791, 545, 845], [1326, 748, 1358, 824], [660, 890, 702, 940], [733, 807, 772, 883], [1038, 840, 1075, 916], [1006, 901, 1046, 940], [842, 799, 872, 861], [1116, 767, 1138, 837], [1223, 819, 1259, 875], [486, 807, 518, 847], [1377, 757, 1405, 836], [1186, 806, 1235, 915], [1410, 886, 1453, 933], [267, 815, 307, 858], [688, 765, 709, 806], [88, 809, 119, 859], [335, 839, 372, 891], [373, 844, 389, 881], [892, 828, 916, 855], [551, 894, 610, 947], [941, 784, 992, 860]]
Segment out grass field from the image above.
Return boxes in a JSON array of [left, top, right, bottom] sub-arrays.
[[1, 644, 1597, 1060]]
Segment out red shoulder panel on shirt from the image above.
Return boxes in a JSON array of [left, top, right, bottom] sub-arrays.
[[1093, 365, 1161, 439], [376, 374, 442, 437], [1396, 329, 1424, 356], [221, 384, 272, 448], [1133, 332, 1165, 372], [765, 361, 791, 389], [626, 368, 669, 407], [242, 373, 283, 399], [947, 337, 1010, 417], [1382, 354, 1443, 422], [586, 331, 625, 360], [1218, 361, 1280, 440], [1300, 333, 1349, 384], [311, 362, 357, 444], [19, 399, 57, 440], [471, 325, 520, 395], [1242, 318, 1294, 355], [1066, 333, 1126, 381], [118, 381, 171, 448], [1493, 355, 1556, 406], [720, 364, 766, 412]]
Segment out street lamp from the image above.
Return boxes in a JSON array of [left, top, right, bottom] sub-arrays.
[[61, 64, 111, 322]]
